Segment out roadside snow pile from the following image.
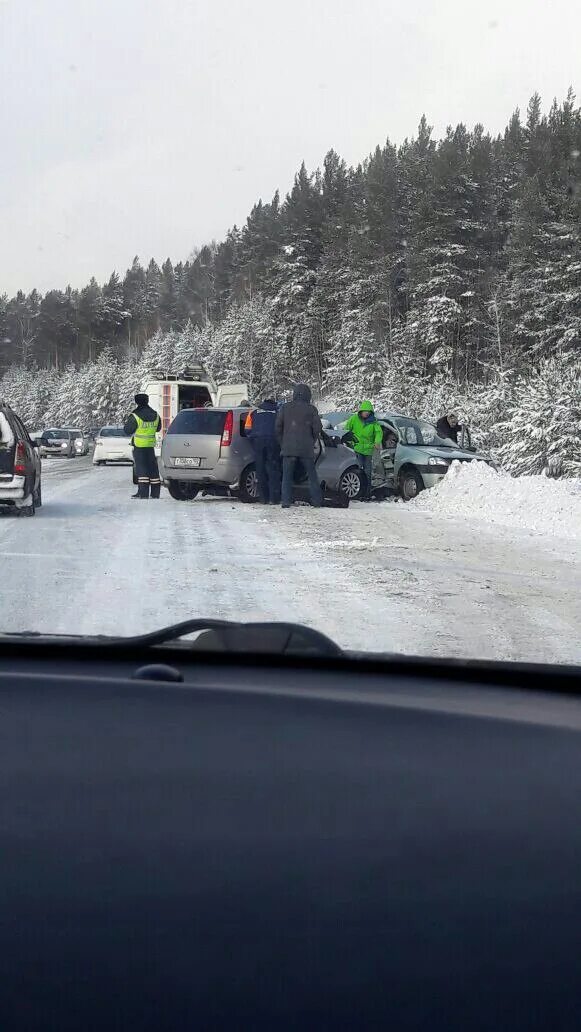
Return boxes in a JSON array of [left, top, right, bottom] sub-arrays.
[[411, 460, 581, 541]]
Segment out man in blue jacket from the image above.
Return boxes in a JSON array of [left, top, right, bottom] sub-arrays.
[[244, 399, 281, 504]]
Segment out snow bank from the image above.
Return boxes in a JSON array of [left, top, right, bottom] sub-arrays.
[[411, 460, 581, 541]]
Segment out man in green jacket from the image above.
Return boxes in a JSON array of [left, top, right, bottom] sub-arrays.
[[342, 401, 383, 501]]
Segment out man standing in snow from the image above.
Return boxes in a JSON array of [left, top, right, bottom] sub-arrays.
[[436, 411, 463, 444], [124, 393, 162, 499], [342, 401, 383, 501], [244, 398, 281, 504], [275, 383, 323, 509]]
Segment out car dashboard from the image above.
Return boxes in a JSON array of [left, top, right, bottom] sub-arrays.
[[1, 638, 580, 1030]]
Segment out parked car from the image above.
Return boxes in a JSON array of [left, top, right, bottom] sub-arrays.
[[38, 428, 77, 458], [0, 401, 42, 517], [93, 427, 133, 465], [160, 407, 366, 502], [325, 410, 494, 501], [63, 427, 91, 456]]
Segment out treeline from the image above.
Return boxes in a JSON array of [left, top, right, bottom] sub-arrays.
[[2, 325, 580, 478]]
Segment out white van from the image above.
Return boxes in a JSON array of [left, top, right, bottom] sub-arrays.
[[142, 366, 248, 443]]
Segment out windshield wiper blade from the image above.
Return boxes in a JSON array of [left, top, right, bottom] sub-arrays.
[[118, 619, 343, 657]]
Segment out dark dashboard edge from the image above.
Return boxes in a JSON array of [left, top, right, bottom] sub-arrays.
[[0, 636, 579, 695]]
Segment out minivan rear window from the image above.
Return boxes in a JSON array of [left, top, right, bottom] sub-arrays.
[[167, 410, 226, 435]]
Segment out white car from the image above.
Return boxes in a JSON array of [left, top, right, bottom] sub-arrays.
[[93, 427, 133, 465]]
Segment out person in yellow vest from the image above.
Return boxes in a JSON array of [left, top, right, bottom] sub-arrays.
[[124, 393, 162, 499]]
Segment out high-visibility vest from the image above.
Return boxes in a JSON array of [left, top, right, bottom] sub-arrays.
[[133, 413, 158, 448]]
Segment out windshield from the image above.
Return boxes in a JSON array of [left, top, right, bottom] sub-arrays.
[[390, 418, 457, 449], [0, 3, 579, 668]]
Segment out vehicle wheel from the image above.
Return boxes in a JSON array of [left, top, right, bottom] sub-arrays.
[[17, 497, 35, 518], [339, 466, 365, 501], [238, 465, 259, 503], [33, 481, 42, 508], [399, 468, 424, 501], [167, 480, 199, 501]]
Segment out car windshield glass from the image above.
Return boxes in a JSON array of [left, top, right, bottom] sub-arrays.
[[167, 410, 226, 435], [390, 418, 456, 449], [0, 4, 579, 667]]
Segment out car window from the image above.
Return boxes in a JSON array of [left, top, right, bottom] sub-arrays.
[[12, 416, 27, 442], [167, 410, 227, 435], [42, 430, 69, 441]]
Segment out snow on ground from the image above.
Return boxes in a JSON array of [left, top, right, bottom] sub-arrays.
[[411, 460, 581, 541], [0, 456, 580, 664]]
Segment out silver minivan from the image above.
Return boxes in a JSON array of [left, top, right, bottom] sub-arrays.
[[160, 407, 367, 502]]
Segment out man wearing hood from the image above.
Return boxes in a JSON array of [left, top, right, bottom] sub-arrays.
[[244, 398, 280, 504], [124, 393, 162, 499], [275, 384, 323, 508], [342, 401, 383, 501]]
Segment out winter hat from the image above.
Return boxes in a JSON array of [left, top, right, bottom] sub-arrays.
[[293, 383, 312, 403], [135, 393, 149, 406]]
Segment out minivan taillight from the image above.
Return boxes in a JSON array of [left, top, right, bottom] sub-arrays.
[[221, 410, 234, 448], [14, 441, 27, 475]]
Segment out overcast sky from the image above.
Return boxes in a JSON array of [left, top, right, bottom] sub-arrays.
[[1, 0, 579, 294]]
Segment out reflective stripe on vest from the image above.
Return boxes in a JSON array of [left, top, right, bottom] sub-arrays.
[[133, 414, 158, 448]]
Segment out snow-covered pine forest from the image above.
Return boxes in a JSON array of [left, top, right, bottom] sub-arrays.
[[1, 93, 580, 476]]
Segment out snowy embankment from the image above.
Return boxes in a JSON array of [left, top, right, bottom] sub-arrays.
[[411, 461, 581, 541]]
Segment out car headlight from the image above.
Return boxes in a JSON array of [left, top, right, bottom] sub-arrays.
[[428, 456, 449, 466], [61, 442, 68, 449]]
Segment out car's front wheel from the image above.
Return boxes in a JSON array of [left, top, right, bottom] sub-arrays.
[[339, 466, 365, 501], [238, 465, 258, 503], [399, 467, 424, 501], [167, 480, 199, 501]]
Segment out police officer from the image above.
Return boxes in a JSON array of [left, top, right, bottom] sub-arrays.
[[124, 393, 162, 499]]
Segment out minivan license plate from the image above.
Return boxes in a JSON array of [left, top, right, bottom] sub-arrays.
[[174, 456, 201, 467]]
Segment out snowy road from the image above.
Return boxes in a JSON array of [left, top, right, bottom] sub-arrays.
[[1, 457, 580, 663]]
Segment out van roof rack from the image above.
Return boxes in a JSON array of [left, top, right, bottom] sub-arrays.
[[147, 365, 213, 383]]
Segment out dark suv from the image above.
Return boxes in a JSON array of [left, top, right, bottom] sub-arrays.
[[0, 401, 42, 517]]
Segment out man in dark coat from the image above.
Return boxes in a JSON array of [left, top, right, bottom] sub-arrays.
[[275, 384, 323, 508], [124, 393, 162, 499], [244, 399, 280, 504], [436, 411, 463, 444]]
